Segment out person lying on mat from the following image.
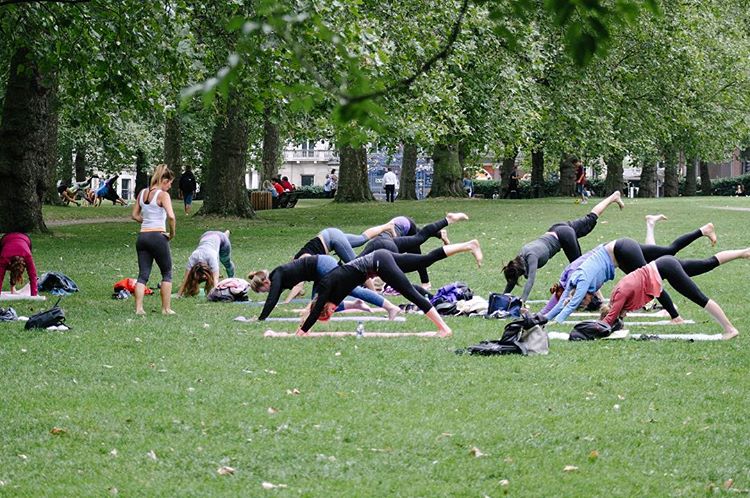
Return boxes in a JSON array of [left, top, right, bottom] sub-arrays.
[[298, 240, 483, 337], [0, 232, 38, 296], [599, 248, 750, 340]]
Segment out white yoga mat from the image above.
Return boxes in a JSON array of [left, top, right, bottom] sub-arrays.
[[549, 330, 722, 341], [562, 319, 694, 326], [0, 294, 46, 301], [255, 315, 406, 323], [526, 298, 610, 304], [264, 329, 440, 338], [548, 330, 630, 341], [569, 311, 670, 318]]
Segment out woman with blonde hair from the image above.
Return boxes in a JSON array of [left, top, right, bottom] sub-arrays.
[[131, 164, 176, 315], [179, 230, 236, 297], [0, 233, 38, 295]]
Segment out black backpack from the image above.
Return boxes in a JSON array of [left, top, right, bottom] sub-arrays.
[[569, 318, 623, 341], [465, 313, 549, 356], [25, 298, 66, 329]]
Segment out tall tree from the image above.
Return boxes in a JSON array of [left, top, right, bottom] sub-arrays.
[[559, 154, 576, 196], [399, 143, 418, 200], [429, 143, 465, 197], [336, 144, 374, 202], [638, 159, 658, 198], [260, 104, 281, 184], [663, 152, 679, 197], [164, 113, 182, 197], [74, 143, 87, 182], [603, 155, 625, 195], [684, 157, 697, 196], [699, 160, 712, 196], [135, 147, 149, 194], [530, 149, 545, 198]]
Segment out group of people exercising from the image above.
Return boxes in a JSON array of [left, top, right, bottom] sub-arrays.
[[0, 163, 743, 341]]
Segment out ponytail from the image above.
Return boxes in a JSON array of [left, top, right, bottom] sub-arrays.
[[179, 263, 215, 297], [150, 163, 175, 187], [248, 270, 270, 292]]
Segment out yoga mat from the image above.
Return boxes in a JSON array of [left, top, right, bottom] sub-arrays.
[[243, 315, 406, 323], [569, 311, 670, 318], [0, 294, 46, 301], [548, 330, 630, 341], [237, 298, 310, 306], [549, 331, 722, 341], [562, 319, 694, 326], [526, 298, 610, 305], [264, 329, 440, 338]]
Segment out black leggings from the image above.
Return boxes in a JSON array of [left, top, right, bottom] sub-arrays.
[[654, 255, 719, 308], [360, 217, 448, 283], [614, 229, 702, 273], [372, 248, 448, 313], [136, 232, 173, 284], [548, 213, 598, 262]]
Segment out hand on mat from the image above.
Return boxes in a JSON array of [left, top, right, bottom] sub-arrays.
[[670, 316, 685, 324], [295, 328, 308, 337]]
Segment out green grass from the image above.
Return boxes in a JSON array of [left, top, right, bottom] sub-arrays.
[[2, 196, 750, 496]]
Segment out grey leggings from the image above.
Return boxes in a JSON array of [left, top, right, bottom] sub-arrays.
[[319, 228, 369, 263], [136, 232, 173, 284]]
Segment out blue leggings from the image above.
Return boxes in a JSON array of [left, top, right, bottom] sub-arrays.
[[314, 255, 385, 309], [319, 228, 369, 263], [216, 232, 236, 278]]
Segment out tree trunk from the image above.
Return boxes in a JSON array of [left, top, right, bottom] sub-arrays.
[[164, 113, 181, 197], [0, 48, 56, 232], [699, 160, 711, 196], [531, 148, 544, 198], [429, 143, 465, 197], [59, 136, 73, 186], [500, 149, 518, 192], [135, 147, 149, 193], [74, 142, 87, 182], [260, 104, 281, 184], [603, 154, 625, 195], [638, 159, 657, 198], [559, 154, 576, 196], [399, 143, 418, 200], [663, 151, 679, 197], [336, 144, 374, 202], [197, 93, 255, 217], [684, 157, 697, 196]]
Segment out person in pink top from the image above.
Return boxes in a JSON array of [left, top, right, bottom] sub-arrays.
[[601, 248, 750, 340], [0, 233, 38, 296]]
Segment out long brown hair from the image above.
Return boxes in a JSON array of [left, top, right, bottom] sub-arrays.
[[502, 256, 525, 289], [8, 256, 25, 287], [248, 270, 270, 292], [179, 263, 215, 297]]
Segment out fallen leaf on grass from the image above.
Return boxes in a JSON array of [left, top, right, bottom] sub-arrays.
[[50, 427, 66, 435], [286, 388, 300, 395], [217, 466, 235, 476], [334, 351, 342, 356], [588, 450, 599, 461], [563, 465, 579, 472], [469, 446, 487, 458], [109, 487, 118, 495], [436, 432, 453, 441], [503, 456, 513, 463], [724, 479, 734, 489], [261, 481, 287, 489], [147, 450, 158, 461], [18, 454, 28, 461], [500, 479, 510, 487], [267, 407, 278, 415], [109, 449, 118, 457]]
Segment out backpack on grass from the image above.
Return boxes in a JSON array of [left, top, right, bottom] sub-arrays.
[[486, 292, 522, 319], [464, 313, 549, 356], [25, 298, 66, 330]]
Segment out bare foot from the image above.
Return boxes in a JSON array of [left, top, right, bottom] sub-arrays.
[[439, 229, 451, 245], [469, 239, 483, 268], [438, 328, 453, 338], [295, 329, 309, 337], [349, 299, 373, 313], [722, 328, 739, 340], [701, 223, 717, 246], [224, 229, 231, 237], [162, 309, 176, 315], [135, 309, 146, 315], [446, 212, 469, 224], [645, 214, 668, 226], [612, 191, 625, 210], [740, 247, 750, 259], [385, 304, 402, 321]]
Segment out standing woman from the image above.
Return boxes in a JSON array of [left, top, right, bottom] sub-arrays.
[[131, 164, 176, 315], [0, 233, 38, 295]]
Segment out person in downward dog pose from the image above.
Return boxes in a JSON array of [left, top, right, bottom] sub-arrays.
[[131, 164, 177, 315], [543, 217, 717, 323], [178, 230, 237, 297], [293, 222, 397, 263], [248, 255, 402, 321], [0, 232, 38, 296], [600, 248, 750, 340], [297, 240, 484, 337], [503, 191, 625, 303], [359, 213, 468, 290]]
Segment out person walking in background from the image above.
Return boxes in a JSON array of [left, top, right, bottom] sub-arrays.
[[463, 172, 474, 197], [574, 157, 587, 204], [383, 167, 398, 202], [328, 169, 338, 198], [179, 165, 197, 215], [503, 165, 519, 199]]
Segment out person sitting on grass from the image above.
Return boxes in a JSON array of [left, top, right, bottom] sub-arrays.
[[0, 233, 38, 296], [600, 248, 750, 340], [178, 230, 236, 297], [297, 240, 483, 337]]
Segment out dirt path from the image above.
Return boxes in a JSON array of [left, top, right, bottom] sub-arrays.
[[46, 216, 131, 227]]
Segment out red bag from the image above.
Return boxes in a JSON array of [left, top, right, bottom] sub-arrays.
[[114, 278, 153, 295]]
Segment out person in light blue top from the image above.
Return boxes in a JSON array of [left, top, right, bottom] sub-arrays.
[[544, 244, 615, 323]]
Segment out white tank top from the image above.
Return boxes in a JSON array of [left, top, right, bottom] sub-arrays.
[[139, 188, 167, 231]]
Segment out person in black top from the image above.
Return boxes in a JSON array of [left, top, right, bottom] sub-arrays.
[[179, 165, 197, 215], [297, 239, 483, 337], [359, 213, 468, 290], [503, 191, 624, 304], [248, 255, 401, 320]]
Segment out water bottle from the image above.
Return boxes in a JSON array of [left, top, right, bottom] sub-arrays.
[[355, 321, 364, 338]]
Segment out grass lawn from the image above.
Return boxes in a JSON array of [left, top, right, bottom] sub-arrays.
[[1, 195, 749, 496]]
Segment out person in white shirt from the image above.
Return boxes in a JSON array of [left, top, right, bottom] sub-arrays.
[[383, 168, 399, 202]]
